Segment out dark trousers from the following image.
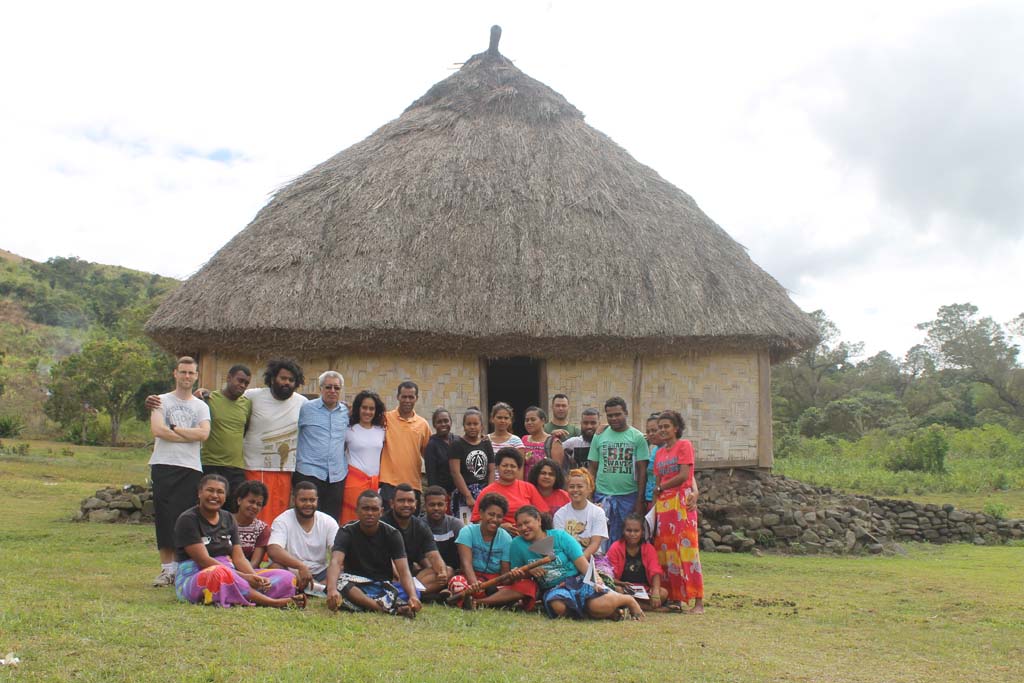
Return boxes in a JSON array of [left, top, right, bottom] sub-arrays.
[[292, 472, 345, 523], [202, 465, 247, 512], [151, 464, 201, 550]]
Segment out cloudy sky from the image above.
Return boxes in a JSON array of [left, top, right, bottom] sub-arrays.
[[2, 0, 1021, 357]]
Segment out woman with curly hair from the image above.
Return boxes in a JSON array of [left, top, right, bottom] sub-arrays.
[[341, 390, 386, 523]]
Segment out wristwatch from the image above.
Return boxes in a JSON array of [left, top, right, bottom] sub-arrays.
[[168, 423, 177, 432]]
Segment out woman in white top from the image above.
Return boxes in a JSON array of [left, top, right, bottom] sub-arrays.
[[341, 390, 386, 523], [552, 468, 609, 560], [487, 402, 525, 479]]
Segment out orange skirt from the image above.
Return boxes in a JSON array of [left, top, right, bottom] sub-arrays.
[[341, 466, 379, 524], [244, 470, 293, 524]]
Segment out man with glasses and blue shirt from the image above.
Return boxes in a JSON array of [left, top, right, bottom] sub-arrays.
[[295, 371, 349, 522]]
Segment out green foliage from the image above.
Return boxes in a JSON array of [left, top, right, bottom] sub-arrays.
[[886, 425, 948, 473], [45, 335, 163, 446], [0, 414, 26, 437], [983, 501, 1009, 519]]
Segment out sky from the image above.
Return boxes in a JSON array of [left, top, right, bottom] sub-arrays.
[[2, 0, 1022, 358]]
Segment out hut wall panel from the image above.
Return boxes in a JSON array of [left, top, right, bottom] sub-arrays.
[[200, 353, 480, 416], [545, 358, 637, 413], [639, 352, 760, 468]]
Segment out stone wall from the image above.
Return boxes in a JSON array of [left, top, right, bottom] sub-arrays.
[[695, 469, 1024, 554], [73, 485, 153, 523]]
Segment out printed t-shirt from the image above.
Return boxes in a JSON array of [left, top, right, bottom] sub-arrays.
[[552, 501, 609, 546], [588, 426, 650, 496], [379, 409, 430, 489], [242, 388, 307, 472], [201, 391, 251, 468], [489, 434, 524, 453], [450, 438, 494, 488], [544, 421, 581, 439], [332, 520, 407, 581], [346, 424, 385, 476], [508, 529, 582, 591], [561, 435, 592, 471], [455, 523, 512, 574], [150, 393, 212, 471], [174, 506, 238, 562], [382, 511, 438, 566], [654, 439, 696, 491], [425, 514, 464, 570], [236, 517, 270, 561], [470, 479, 549, 524], [267, 509, 339, 576]]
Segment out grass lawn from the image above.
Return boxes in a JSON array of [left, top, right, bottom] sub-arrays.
[[1, 442, 1023, 682]]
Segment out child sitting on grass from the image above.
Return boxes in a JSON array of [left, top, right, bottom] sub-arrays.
[[606, 513, 668, 611]]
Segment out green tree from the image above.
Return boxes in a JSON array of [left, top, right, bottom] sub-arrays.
[[45, 336, 161, 445]]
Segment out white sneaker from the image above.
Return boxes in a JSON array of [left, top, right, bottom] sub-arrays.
[[151, 569, 175, 587]]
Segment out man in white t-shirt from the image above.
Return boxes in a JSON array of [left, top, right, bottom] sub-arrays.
[[267, 480, 340, 589], [148, 356, 211, 587], [242, 358, 309, 523]]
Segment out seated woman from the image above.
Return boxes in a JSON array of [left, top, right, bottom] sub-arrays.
[[174, 474, 301, 608], [452, 493, 537, 610], [471, 448, 549, 535], [231, 480, 271, 565], [509, 506, 643, 620], [606, 513, 668, 611], [551, 469, 608, 560], [527, 458, 570, 514]]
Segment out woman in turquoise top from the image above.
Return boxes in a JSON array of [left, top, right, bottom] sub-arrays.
[[509, 506, 644, 620]]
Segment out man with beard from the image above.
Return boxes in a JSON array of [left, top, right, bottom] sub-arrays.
[[295, 371, 349, 523], [242, 358, 309, 522], [266, 481, 339, 590], [147, 356, 211, 587], [561, 407, 600, 472], [325, 490, 422, 618], [145, 365, 253, 512], [382, 484, 449, 597], [544, 394, 581, 441]]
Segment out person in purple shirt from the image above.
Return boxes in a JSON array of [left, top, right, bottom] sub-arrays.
[[295, 371, 349, 522]]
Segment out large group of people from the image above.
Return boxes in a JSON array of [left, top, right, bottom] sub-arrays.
[[147, 356, 704, 619]]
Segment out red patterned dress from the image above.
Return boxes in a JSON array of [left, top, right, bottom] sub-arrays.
[[652, 439, 703, 603]]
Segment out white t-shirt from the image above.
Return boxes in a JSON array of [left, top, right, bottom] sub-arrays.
[[346, 424, 385, 476], [243, 388, 308, 472], [267, 509, 339, 576], [148, 392, 211, 471], [552, 501, 609, 546]]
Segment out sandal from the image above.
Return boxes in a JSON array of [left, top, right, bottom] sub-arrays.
[[665, 601, 684, 613], [283, 593, 307, 610]]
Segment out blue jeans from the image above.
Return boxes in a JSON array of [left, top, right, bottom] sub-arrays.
[[594, 491, 637, 552]]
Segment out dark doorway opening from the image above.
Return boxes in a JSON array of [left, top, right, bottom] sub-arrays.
[[485, 357, 542, 436]]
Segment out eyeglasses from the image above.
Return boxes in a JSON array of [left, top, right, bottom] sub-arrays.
[[322, 385, 342, 391]]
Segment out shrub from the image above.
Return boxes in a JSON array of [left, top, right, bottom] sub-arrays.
[[983, 502, 1009, 519], [885, 425, 948, 474], [0, 414, 25, 438]]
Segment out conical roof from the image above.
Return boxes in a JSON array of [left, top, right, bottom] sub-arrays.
[[147, 27, 817, 361]]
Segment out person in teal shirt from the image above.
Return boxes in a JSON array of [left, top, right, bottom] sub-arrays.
[[587, 397, 649, 549], [509, 506, 643, 620]]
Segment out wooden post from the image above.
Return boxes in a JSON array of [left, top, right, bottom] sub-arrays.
[[757, 349, 774, 470], [478, 357, 489, 412], [538, 358, 548, 411], [631, 355, 643, 429]]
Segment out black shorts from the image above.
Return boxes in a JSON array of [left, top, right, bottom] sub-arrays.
[[151, 464, 202, 550]]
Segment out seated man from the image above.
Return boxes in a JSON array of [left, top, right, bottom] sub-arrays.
[[382, 483, 449, 595], [422, 485, 464, 575], [325, 490, 422, 618], [266, 481, 339, 591]]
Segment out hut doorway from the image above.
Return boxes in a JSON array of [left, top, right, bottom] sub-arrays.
[[483, 357, 543, 435]]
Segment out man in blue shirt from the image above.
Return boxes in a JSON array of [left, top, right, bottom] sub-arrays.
[[295, 371, 349, 522]]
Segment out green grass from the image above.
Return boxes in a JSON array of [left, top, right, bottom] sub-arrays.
[[1, 443, 1023, 682]]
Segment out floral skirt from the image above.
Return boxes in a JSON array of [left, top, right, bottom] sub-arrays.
[[175, 557, 296, 607], [653, 489, 704, 602]]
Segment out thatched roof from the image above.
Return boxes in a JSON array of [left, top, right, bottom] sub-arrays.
[[146, 27, 818, 362]]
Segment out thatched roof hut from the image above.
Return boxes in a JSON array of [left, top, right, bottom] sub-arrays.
[[147, 27, 815, 361], [147, 27, 816, 469]]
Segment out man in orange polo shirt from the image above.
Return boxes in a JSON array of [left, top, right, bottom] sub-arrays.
[[379, 380, 431, 512]]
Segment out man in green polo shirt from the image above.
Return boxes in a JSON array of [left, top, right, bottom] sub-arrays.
[[544, 393, 581, 441], [587, 396, 649, 550], [200, 365, 253, 511]]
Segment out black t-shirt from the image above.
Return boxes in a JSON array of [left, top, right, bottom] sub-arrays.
[[173, 506, 239, 563], [425, 434, 456, 492], [332, 520, 407, 581], [382, 511, 438, 566], [620, 547, 648, 585], [449, 437, 494, 488]]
